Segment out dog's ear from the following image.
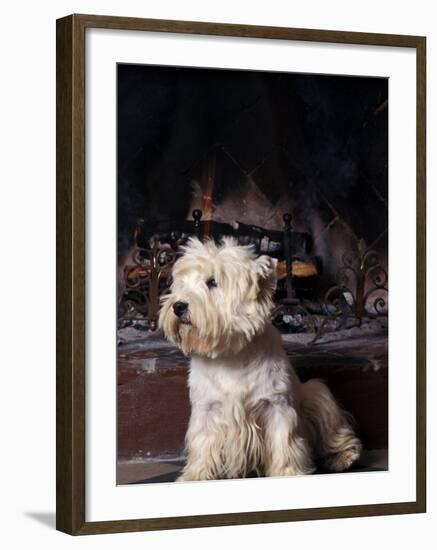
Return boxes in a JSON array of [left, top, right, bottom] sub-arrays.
[[253, 255, 278, 299]]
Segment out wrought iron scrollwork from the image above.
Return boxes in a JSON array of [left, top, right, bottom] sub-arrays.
[[121, 238, 177, 330], [323, 240, 388, 327]]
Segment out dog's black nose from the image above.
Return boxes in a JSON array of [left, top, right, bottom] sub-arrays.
[[173, 301, 188, 317]]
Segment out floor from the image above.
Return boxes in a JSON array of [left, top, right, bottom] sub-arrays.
[[117, 317, 388, 485], [118, 449, 388, 485]]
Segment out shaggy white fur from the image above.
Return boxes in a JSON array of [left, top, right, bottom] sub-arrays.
[[159, 238, 362, 481]]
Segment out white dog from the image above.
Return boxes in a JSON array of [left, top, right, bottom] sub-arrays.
[[159, 237, 361, 481]]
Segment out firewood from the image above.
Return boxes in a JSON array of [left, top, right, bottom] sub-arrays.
[[277, 260, 318, 279]]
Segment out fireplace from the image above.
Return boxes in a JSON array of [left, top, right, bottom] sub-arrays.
[[116, 63, 389, 479], [117, 65, 388, 336]]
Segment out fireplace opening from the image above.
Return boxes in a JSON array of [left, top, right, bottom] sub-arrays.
[[117, 65, 388, 336]]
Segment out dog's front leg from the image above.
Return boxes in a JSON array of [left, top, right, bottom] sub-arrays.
[[263, 397, 315, 477], [177, 404, 225, 482]]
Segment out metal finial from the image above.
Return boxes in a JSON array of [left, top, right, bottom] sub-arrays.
[[283, 213, 292, 230]]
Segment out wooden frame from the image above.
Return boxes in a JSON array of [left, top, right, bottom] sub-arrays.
[[56, 13, 426, 535]]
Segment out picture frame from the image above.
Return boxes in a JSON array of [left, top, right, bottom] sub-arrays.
[[56, 13, 426, 535]]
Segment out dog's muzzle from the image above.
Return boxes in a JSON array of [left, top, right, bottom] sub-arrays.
[[173, 301, 188, 318]]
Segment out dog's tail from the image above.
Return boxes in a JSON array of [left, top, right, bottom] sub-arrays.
[[300, 379, 362, 472]]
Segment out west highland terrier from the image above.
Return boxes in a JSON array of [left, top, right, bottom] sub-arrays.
[[159, 237, 362, 481]]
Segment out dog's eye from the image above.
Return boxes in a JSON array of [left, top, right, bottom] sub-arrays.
[[206, 277, 217, 289]]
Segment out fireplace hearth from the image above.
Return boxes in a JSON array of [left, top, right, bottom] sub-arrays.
[[119, 209, 387, 340], [117, 66, 388, 340]]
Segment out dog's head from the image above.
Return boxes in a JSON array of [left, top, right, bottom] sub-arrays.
[[158, 237, 277, 358]]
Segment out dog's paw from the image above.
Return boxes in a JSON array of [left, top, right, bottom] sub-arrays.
[[269, 467, 299, 477], [176, 472, 196, 482], [324, 447, 361, 472], [175, 475, 189, 482], [267, 464, 315, 477], [176, 468, 209, 482]]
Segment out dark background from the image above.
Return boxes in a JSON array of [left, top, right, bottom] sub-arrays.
[[117, 64, 388, 286]]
